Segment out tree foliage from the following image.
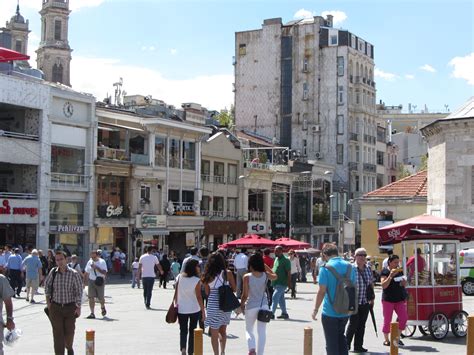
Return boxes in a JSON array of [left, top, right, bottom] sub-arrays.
[[419, 154, 428, 171], [216, 105, 235, 128], [397, 163, 411, 180]]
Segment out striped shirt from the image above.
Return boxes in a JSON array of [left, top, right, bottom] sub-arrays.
[[354, 264, 373, 305], [45, 267, 83, 307]]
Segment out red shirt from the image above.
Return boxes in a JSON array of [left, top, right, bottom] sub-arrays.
[[263, 255, 274, 268]]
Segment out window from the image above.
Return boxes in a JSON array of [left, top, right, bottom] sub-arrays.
[[54, 20, 61, 41], [52, 63, 63, 83], [227, 198, 237, 217], [227, 164, 237, 184], [182, 141, 195, 170], [303, 140, 307, 156], [169, 138, 180, 168], [355, 175, 360, 192], [15, 40, 22, 53], [303, 82, 309, 100], [356, 91, 360, 104], [140, 185, 150, 203], [239, 44, 246, 56], [154, 136, 166, 166], [96, 175, 128, 217], [359, 39, 365, 52], [213, 196, 224, 212], [201, 196, 210, 212], [202, 160, 210, 178], [50, 201, 84, 226], [355, 145, 360, 162], [338, 86, 344, 104], [337, 56, 344, 76], [351, 35, 356, 48], [303, 57, 309, 72], [363, 176, 367, 192], [377, 151, 384, 166], [214, 162, 225, 183], [367, 44, 372, 57], [51, 146, 85, 175], [330, 35, 338, 45], [302, 116, 308, 131], [336, 144, 343, 164], [337, 115, 344, 134]]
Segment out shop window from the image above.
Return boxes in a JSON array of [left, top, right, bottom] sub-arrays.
[[182, 141, 195, 170], [51, 146, 85, 175], [50, 201, 84, 226], [433, 243, 457, 286], [154, 136, 166, 166]]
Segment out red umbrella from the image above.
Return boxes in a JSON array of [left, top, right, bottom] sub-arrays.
[[378, 214, 474, 245], [274, 237, 310, 250], [219, 234, 277, 249], [0, 47, 30, 62]]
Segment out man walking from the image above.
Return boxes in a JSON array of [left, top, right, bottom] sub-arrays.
[[346, 248, 374, 353], [44, 250, 83, 355], [84, 250, 108, 319], [180, 247, 200, 272], [312, 243, 356, 355], [271, 245, 291, 319], [6, 248, 22, 297], [22, 249, 43, 303], [138, 246, 163, 309], [234, 248, 248, 298]]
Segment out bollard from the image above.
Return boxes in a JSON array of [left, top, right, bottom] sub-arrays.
[[303, 327, 313, 355], [86, 329, 95, 355], [390, 322, 399, 355], [467, 315, 474, 355], [194, 326, 203, 355]]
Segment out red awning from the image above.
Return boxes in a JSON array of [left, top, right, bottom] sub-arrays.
[[219, 234, 277, 249], [378, 214, 474, 245], [274, 237, 310, 250], [0, 47, 30, 62]]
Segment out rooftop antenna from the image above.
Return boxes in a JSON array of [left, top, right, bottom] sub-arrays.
[[444, 104, 449, 112]]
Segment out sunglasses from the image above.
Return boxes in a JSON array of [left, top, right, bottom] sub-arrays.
[[356, 254, 367, 257]]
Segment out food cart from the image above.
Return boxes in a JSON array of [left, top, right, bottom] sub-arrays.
[[378, 214, 473, 340]]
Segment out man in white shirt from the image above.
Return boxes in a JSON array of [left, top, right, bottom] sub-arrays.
[[139, 246, 163, 309], [84, 250, 108, 319], [180, 247, 201, 273], [234, 248, 248, 298]]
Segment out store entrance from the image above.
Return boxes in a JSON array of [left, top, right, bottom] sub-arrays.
[[0, 224, 36, 248]]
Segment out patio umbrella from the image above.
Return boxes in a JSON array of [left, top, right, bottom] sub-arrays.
[[219, 234, 277, 249], [274, 237, 310, 250], [295, 248, 321, 255], [0, 47, 30, 62], [378, 214, 474, 245], [369, 303, 378, 337]]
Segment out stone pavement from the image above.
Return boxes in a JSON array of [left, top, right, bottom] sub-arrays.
[[6, 275, 472, 354]]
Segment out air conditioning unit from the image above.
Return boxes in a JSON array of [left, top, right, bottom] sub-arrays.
[[311, 125, 321, 133], [315, 152, 323, 160]]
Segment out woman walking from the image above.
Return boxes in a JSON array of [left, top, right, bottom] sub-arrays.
[[202, 252, 236, 355], [176, 259, 206, 355], [288, 250, 301, 298], [380, 254, 408, 346], [46, 249, 56, 273], [160, 254, 171, 288], [240, 254, 277, 355]]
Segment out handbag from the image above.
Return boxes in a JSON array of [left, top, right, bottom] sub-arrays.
[[93, 269, 104, 286], [218, 271, 240, 312], [166, 277, 179, 323], [257, 275, 272, 323]]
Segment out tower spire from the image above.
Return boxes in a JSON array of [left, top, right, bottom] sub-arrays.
[[16, 0, 20, 16]]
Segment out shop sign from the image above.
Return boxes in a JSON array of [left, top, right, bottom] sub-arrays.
[[274, 223, 286, 229], [141, 214, 166, 228], [174, 205, 196, 216], [0, 200, 38, 217], [98, 205, 124, 218], [247, 222, 267, 234], [56, 225, 84, 233], [186, 232, 195, 247]]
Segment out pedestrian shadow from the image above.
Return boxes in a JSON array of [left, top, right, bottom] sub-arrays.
[[101, 316, 118, 322], [226, 334, 239, 339], [399, 345, 439, 352], [147, 307, 166, 311], [284, 318, 311, 323]]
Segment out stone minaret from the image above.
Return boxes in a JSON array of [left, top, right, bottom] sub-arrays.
[[36, 0, 72, 86], [5, 1, 30, 55]]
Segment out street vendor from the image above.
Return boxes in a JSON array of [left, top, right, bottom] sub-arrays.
[[406, 248, 426, 278]]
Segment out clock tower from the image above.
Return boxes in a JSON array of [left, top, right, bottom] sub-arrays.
[[36, 0, 72, 87]]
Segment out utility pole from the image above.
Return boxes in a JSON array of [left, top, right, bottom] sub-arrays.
[[338, 191, 344, 255]]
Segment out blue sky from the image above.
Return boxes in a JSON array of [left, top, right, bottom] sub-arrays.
[[1, 0, 473, 112]]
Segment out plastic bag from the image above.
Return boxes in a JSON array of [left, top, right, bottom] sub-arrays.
[[4, 328, 22, 346]]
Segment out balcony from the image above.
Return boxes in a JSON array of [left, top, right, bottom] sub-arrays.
[[201, 174, 211, 183], [213, 175, 226, 184], [50, 173, 89, 189], [349, 162, 358, 171], [363, 163, 376, 173], [0, 104, 40, 141], [350, 133, 358, 141], [0, 163, 37, 199], [97, 146, 129, 161], [0, 192, 37, 200], [248, 211, 265, 221], [200, 210, 239, 219]]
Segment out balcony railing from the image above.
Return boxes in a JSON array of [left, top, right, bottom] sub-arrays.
[[350, 133, 358, 141], [201, 174, 211, 183], [0, 192, 37, 200], [50, 173, 88, 188], [363, 163, 376, 173], [349, 162, 358, 171], [97, 147, 129, 161], [212, 175, 226, 184], [0, 130, 39, 141], [131, 153, 149, 165], [248, 211, 265, 221], [200, 210, 239, 219]]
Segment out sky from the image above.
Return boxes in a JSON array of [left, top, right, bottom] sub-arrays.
[[1, 0, 473, 112]]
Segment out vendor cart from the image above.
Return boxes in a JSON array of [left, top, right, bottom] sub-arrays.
[[378, 214, 473, 340]]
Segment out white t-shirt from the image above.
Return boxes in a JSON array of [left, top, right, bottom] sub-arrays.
[[382, 257, 389, 269], [176, 274, 201, 314], [139, 254, 159, 278], [85, 258, 107, 280], [132, 261, 139, 270], [234, 253, 248, 270]]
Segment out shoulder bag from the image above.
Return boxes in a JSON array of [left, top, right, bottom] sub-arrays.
[[257, 274, 272, 323], [44, 267, 58, 318], [218, 270, 241, 312], [93, 267, 104, 286], [166, 276, 179, 323]]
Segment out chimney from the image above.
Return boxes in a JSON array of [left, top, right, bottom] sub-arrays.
[[326, 14, 334, 27]]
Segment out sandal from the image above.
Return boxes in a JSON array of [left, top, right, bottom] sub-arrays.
[[101, 307, 107, 316], [383, 340, 390, 346]]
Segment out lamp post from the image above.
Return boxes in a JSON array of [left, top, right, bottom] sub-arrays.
[[325, 170, 345, 254]]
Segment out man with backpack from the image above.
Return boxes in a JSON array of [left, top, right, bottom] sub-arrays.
[[312, 243, 357, 355]]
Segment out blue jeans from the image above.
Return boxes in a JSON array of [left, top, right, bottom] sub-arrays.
[[321, 314, 349, 355], [271, 285, 287, 315], [142, 277, 155, 307]]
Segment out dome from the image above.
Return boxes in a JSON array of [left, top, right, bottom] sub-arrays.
[[11, 13, 25, 24]]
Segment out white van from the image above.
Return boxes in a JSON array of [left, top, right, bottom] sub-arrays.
[[460, 248, 474, 295]]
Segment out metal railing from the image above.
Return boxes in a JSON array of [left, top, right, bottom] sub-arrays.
[[201, 174, 211, 183], [0, 130, 39, 141], [50, 173, 89, 188], [248, 211, 265, 221], [349, 162, 358, 171], [0, 192, 37, 200], [200, 210, 239, 219], [363, 163, 376, 173], [212, 175, 226, 184], [243, 160, 271, 170], [97, 147, 129, 161]]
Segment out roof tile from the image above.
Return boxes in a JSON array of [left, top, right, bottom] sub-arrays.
[[364, 170, 427, 198]]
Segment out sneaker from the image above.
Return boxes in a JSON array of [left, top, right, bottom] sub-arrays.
[[101, 307, 107, 316], [277, 313, 289, 319], [86, 313, 95, 319], [270, 314, 275, 320], [354, 347, 368, 353], [398, 340, 404, 346], [30, 299, 36, 304], [146, 305, 151, 310], [25, 298, 29, 302]]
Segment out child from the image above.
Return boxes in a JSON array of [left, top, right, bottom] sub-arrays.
[[131, 257, 140, 288], [170, 258, 180, 287]]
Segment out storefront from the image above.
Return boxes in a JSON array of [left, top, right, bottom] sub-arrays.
[[0, 199, 38, 247], [134, 214, 169, 258]]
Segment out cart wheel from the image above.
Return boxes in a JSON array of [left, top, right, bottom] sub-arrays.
[[418, 325, 429, 336], [428, 312, 449, 340], [462, 280, 474, 296], [451, 311, 468, 337], [401, 325, 416, 338]]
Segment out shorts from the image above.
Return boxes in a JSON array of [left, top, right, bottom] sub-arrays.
[[88, 279, 105, 301], [26, 277, 39, 289]]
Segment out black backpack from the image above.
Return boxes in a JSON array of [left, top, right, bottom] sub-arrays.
[[324, 264, 358, 315]]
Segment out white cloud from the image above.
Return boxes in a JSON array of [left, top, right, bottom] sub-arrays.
[[71, 56, 234, 110], [419, 64, 436, 73], [170, 48, 178, 55], [294, 9, 315, 19], [140, 46, 156, 52], [374, 68, 398, 81], [321, 11, 348, 26], [405, 74, 415, 80], [449, 52, 474, 86]]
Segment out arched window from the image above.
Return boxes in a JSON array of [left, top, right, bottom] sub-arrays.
[[52, 63, 63, 83]]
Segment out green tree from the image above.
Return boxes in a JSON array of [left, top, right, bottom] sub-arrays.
[[397, 163, 411, 180], [419, 154, 428, 171], [216, 105, 235, 128]]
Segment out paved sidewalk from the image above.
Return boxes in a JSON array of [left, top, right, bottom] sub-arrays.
[[6, 275, 472, 354]]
